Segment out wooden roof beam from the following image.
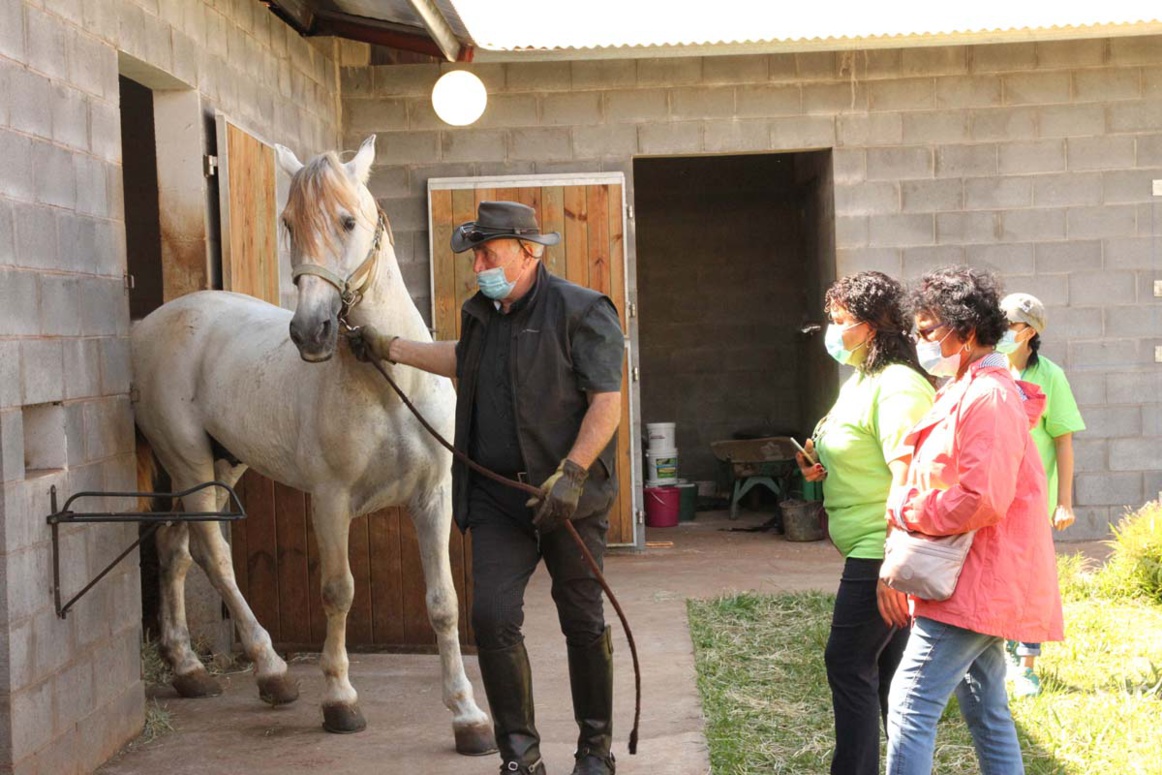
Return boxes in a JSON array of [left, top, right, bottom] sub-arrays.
[[260, 2, 475, 63], [260, 0, 314, 35], [404, 0, 464, 62]]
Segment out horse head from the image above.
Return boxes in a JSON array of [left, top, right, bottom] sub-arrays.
[[276, 135, 385, 362]]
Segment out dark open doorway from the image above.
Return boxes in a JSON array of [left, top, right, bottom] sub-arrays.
[[119, 73, 165, 638], [633, 151, 837, 488], [119, 75, 165, 321]]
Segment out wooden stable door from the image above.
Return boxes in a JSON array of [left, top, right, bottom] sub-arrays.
[[215, 117, 472, 650], [429, 174, 638, 547]]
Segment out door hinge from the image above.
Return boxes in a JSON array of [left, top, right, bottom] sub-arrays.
[[632, 367, 640, 382], [626, 204, 634, 220], [123, 273, 135, 291], [627, 301, 637, 318], [203, 154, 218, 178], [636, 509, 644, 524]]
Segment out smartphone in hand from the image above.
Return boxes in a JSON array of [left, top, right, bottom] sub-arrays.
[[791, 437, 817, 466]]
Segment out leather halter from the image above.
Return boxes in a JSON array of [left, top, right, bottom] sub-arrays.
[[291, 209, 392, 327]]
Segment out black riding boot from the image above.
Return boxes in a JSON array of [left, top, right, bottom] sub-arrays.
[[568, 627, 616, 775], [478, 641, 546, 775]]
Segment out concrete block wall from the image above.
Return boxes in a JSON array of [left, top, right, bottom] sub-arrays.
[[1, 1, 341, 772], [343, 35, 1162, 539]]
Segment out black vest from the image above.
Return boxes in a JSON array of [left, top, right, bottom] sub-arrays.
[[453, 263, 619, 531]]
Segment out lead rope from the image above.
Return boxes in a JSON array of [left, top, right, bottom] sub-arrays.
[[359, 353, 641, 755]]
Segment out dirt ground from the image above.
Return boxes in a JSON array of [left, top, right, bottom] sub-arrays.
[[98, 511, 1105, 775]]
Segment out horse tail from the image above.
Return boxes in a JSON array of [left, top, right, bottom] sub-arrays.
[[135, 428, 156, 512], [135, 428, 171, 513]]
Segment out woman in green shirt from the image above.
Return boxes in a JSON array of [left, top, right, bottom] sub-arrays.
[[797, 271, 936, 775], [999, 292, 1086, 697]]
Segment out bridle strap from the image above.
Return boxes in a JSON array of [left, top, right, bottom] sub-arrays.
[[291, 263, 348, 293]]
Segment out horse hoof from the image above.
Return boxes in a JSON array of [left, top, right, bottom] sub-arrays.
[[258, 675, 300, 706], [173, 670, 223, 699], [454, 721, 497, 756], [322, 703, 367, 734]]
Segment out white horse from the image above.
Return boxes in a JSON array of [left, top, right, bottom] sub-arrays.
[[131, 135, 494, 753]]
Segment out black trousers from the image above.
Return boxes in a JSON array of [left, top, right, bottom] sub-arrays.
[[467, 479, 608, 651], [825, 557, 909, 775]]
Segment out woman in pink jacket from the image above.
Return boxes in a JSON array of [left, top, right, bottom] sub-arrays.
[[884, 267, 1064, 775]]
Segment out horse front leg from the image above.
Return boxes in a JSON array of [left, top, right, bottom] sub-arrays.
[[184, 476, 299, 707], [312, 498, 364, 733], [411, 486, 495, 755]]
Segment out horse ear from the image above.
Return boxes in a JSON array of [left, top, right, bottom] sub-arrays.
[[275, 144, 304, 177], [346, 135, 376, 184]]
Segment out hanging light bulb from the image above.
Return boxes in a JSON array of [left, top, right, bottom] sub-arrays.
[[431, 70, 488, 127]]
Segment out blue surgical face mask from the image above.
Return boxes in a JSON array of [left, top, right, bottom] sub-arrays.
[[476, 265, 516, 300], [824, 322, 867, 365], [995, 329, 1018, 355], [916, 330, 961, 377]]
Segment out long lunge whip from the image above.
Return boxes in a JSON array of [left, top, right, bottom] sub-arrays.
[[363, 355, 642, 755]]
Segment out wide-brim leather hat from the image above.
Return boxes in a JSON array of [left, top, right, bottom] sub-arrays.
[[450, 200, 561, 253]]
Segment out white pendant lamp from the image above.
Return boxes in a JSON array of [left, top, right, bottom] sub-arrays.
[[431, 70, 488, 127]]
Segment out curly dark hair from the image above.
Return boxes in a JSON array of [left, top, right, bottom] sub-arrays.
[[825, 271, 933, 383], [907, 266, 1008, 347]]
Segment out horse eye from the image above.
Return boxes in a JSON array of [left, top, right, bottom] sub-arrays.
[[342, 216, 356, 232]]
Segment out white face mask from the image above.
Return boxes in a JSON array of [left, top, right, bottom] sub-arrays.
[[995, 329, 1018, 355], [916, 329, 961, 377], [824, 322, 866, 365]]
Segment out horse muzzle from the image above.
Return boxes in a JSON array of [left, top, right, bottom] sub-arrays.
[[289, 312, 338, 362]]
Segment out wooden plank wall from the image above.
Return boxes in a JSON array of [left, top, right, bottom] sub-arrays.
[[223, 123, 279, 304], [228, 478, 473, 650], [430, 183, 634, 545]]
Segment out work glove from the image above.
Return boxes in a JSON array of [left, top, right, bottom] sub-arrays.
[[527, 459, 589, 534], [347, 324, 397, 363]]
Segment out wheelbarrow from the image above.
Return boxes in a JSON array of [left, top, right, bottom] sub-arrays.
[[710, 437, 800, 520]]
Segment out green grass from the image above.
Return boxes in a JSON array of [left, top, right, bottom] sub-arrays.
[[688, 503, 1162, 774]]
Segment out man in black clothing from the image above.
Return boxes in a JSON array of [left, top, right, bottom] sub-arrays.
[[353, 201, 623, 775]]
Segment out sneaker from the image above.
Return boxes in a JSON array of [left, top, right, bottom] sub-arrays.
[[1012, 667, 1042, 697], [1004, 641, 1021, 680]]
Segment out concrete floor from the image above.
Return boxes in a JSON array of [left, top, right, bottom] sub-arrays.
[[97, 511, 839, 775], [97, 512, 1103, 775]]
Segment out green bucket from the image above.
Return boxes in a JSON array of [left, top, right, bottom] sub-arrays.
[[677, 481, 697, 521]]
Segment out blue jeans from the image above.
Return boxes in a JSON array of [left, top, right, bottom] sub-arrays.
[[887, 617, 1024, 775]]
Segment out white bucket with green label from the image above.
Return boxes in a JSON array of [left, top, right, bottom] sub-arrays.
[[646, 449, 679, 485]]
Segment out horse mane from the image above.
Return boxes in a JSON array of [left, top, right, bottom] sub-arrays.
[[282, 152, 370, 258]]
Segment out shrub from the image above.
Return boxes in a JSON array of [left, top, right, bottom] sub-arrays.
[[1093, 501, 1162, 603]]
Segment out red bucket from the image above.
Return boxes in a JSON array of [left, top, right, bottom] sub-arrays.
[[644, 486, 680, 528]]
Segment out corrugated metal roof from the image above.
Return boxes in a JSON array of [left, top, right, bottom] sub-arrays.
[[449, 0, 1162, 56]]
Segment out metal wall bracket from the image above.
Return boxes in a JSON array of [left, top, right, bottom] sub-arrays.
[[45, 482, 246, 619]]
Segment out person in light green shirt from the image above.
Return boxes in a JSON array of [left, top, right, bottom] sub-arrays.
[[796, 271, 935, 775], [1000, 293, 1086, 524], [999, 292, 1086, 699]]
